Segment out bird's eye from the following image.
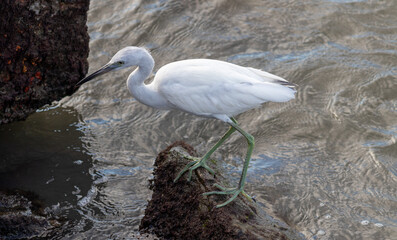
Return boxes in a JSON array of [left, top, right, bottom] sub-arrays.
[[117, 61, 124, 65]]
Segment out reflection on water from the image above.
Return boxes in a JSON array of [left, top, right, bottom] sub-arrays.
[[2, 0, 397, 239], [0, 106, 93, 235]]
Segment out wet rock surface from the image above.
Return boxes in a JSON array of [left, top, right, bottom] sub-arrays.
[[0, 0, 89, 124], [140, 141, 306, 240], [0, 189, 63, 239]]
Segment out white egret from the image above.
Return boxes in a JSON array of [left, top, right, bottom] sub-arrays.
[[76, 46, 296, 208]]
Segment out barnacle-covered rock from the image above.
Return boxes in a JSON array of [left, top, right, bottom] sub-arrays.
[[0, 0, 89, 124]]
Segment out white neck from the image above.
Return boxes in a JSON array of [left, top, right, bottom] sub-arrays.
[[126, 56, 169, 109]]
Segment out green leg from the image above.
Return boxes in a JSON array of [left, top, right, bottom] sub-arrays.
[[203, 119, 254, 208], [174, 118, 237, 182]]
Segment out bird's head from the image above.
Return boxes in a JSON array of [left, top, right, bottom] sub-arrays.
[[75, 46, 152, 88]]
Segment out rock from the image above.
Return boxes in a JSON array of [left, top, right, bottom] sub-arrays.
[[0, 189, 63, 239], [139, 141, 306, 240], [0, 0, 89, 124]]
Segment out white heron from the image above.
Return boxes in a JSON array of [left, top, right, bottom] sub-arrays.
[[76, 46, 296, 208]]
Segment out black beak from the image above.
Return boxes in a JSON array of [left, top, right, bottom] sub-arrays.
[[75, 63, 115, 88]]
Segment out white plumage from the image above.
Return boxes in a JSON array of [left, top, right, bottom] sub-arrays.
[[154, 59, 295, 119], [76, 46, 296, 208]]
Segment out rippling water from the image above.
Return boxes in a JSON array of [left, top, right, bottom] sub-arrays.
[[1, 0, 397, 239]]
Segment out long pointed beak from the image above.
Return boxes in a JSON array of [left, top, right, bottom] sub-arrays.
[[75, 63, 115, 88]]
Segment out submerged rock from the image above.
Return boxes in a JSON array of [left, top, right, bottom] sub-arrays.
[[140, 141, 305, 240], [0, 189, 62, 239], [0, 0, 89, 124]]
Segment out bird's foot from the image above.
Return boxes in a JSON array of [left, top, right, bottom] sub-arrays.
[[203, 183, 252, 208], [174, 156, 215, 182]]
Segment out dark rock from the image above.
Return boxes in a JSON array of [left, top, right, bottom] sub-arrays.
[[0, 0, 89, 124], [140, 141, 306, 240], [0, 189, 63, 239]]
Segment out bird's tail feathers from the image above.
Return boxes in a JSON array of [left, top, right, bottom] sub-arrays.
[[249, 82, 296, 103], [246, 67, 297, 90]]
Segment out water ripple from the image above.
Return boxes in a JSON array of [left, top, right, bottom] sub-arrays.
[[54, 0, 397, 238]]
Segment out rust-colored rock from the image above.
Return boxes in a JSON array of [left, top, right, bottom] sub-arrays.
[[140, 141, 305, 240], [0, 0, 89, 124]]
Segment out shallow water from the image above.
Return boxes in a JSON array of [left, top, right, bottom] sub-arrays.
[[1, 0, 397, 239]]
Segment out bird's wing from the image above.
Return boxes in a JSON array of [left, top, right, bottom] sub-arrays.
[[245, 67, 297, 89], [154, 59, 296, 117]]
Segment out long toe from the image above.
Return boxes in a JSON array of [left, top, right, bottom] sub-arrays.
[[190, 161, 215, 175], [174, 156, 215, 182], [216, 190, 240, 208], [174, 160, 199, 182], [203, 186, 250, 208], [187, 160, 216, 181]]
